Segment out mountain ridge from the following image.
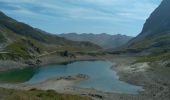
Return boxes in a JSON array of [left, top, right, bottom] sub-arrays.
[[112, 0, 170, 62], [126, 0, 170, 53], [59, 33, 133, 49]]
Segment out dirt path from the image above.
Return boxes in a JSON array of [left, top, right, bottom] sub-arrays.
[[37, 51, 57, 58]]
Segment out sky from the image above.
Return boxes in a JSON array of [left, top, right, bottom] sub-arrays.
[[0, 0, 162, 36]]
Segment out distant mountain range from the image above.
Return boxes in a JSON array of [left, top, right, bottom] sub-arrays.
[[0, 11, 100, 60], [59, 33, 133, 49]]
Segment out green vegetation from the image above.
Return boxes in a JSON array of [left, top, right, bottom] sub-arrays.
[[0, 38, 46, 60], [0, 67, 38, 83], [0, 10, 100, 49], [125, 32, 170, 63], [0, 33, 6, 42], [6, 42, 30, 58], [0, 11, 101, 61], [0, 53, 31, 61], [136, 52, 170, 62], [0, 88, 91, 100], [127, 32, 170, 52]]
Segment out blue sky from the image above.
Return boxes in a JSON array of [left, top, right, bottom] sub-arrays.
[[0, 0, 162, 36]]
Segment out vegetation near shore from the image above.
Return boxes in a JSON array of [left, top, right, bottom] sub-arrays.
[[0, 88, 91, 100]]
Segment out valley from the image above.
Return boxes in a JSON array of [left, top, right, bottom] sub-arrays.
[[0, 0, 170, 100]]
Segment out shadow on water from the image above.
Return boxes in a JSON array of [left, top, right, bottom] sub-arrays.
[[0, 60, 99, 83], [0, 67, 39, 83]]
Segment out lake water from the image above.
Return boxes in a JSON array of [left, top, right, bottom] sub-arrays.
[[0, 60, 143, 94]]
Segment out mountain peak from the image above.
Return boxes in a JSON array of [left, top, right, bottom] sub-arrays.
[[140, 0, 170, 36], [126, 0, 170, 53]]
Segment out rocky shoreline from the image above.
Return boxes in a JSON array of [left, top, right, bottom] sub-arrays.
[[0, 54, 105, 71], [108, 56, 170, 100]]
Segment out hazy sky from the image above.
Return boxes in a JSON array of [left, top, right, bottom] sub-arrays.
[[0, 0, 162, 36]]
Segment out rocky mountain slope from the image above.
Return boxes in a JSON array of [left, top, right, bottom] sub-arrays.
[[119, 0, 170, 62], [0, 11, 100, 60], [126, 0, 170, 54], [59, 33, 132, 49]]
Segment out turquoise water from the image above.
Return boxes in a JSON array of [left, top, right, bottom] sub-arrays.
[[25, 60, 143, 94]]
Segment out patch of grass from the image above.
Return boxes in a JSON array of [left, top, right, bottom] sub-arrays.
[[1, 38, 45, 60], [0, 53, 15, 60], [4, 41, 31, 60], [0, 52, 30, 60], [0, 88, 91, 100], [136, 52, 170, 63], [128, 32, 170, 53], [0, 33, 7, 42]]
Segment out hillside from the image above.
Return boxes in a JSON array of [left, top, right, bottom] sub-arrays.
[[123, 0, 170, 61], [0, 11, 100, 60], [59, 33, 132, 49]]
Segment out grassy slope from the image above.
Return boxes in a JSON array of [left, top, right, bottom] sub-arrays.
[[0, 88, 91, 100], [125, 32, 170, 62], [136, 52, 170, 62], [0, 11, 101, 60], [129, 32, 170, 50], [0, 11, 100, 49]]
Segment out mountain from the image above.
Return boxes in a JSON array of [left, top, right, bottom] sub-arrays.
[[116, 0, 170, 62], [126, 0, 170, 54], [0, 11, 100, 60], [59, 33, 133, 49]]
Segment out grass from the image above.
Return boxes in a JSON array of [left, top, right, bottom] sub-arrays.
[[0, 53, 15, 60], [0, 88, 91, 100], [0, 33, 6, 42], [136, 52, 170, 63], [122, 32, 170, 64], [4, 41, 32, 60], [0, 21, 100, 61], [0, 38, 44, 60], [0, 40, 99, 60]]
